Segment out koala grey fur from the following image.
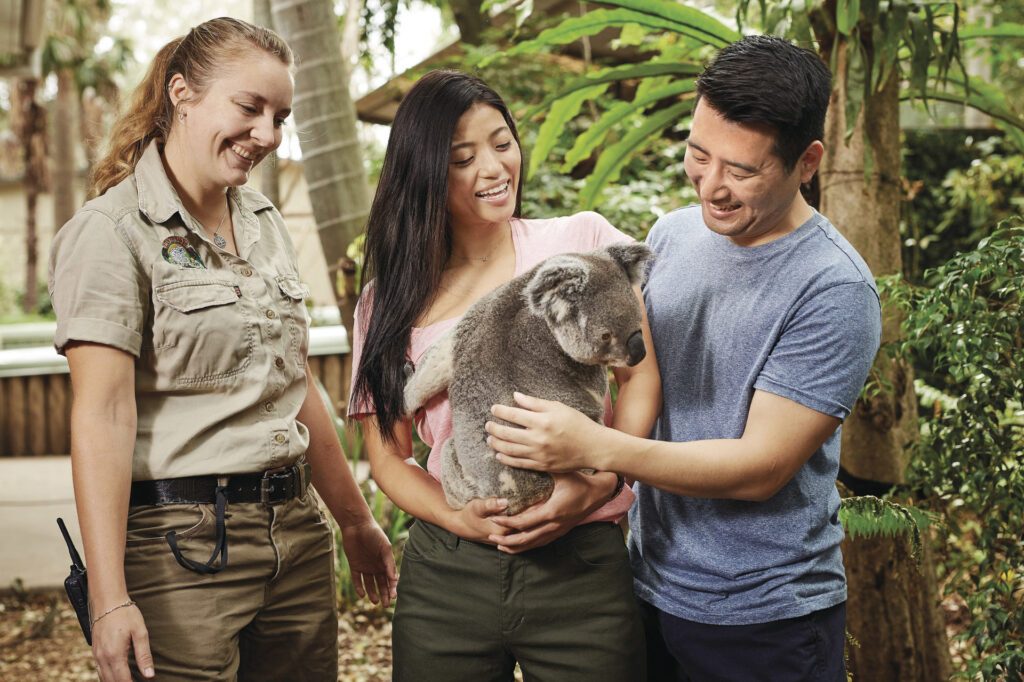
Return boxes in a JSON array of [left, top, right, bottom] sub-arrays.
[[403, 242, 654, 515]]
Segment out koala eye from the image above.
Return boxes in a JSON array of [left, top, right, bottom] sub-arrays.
[[601, 331, 612, 343]]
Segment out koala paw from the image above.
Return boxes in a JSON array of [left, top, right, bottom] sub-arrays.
[[402, 360, 415, 381]]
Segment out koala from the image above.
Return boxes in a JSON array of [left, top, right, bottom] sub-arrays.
[[403, 242, 654, 515]]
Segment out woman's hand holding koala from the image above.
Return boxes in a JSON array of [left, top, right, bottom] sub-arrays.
[[487, 472, 619, 554], [487, 392, 610, 473]]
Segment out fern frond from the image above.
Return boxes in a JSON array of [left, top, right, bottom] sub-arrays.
[[838, 495, 936, 563]]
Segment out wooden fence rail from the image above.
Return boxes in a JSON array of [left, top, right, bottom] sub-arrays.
[[0, 326, 351, 457]]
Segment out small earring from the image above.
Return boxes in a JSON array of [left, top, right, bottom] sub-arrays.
[[177, 110, 186, 123]]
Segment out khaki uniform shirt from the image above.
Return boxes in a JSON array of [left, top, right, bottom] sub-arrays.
[[49, 142, 312, 480]]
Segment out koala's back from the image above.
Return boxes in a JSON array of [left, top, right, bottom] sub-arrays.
[[447, 277, 607, 511]]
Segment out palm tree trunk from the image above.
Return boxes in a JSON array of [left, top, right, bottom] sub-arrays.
[[15, 78, 47, 314], [53, 68, 79, 232], [270, 0, 371, 333], [819, 38, 951, 681], [254, 0, 281, 206]]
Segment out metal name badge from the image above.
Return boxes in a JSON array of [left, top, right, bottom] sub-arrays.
[[161, 236, 205, 269]]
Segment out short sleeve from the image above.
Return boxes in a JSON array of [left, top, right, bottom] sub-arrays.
[[578, 211, 632, 249], [755, 282, 881, 419], [48, 210, 147, 357], [347, 289, 376, 418]]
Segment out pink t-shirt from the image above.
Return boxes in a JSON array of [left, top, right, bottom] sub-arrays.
[[349, 211, 635, 524]]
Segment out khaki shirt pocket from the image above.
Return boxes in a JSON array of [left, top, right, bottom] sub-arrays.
[[275, 274, 311, 370], [148, 278, 254, 385]]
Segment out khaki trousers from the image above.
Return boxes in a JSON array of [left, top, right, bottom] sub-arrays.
[[123, 491, 337, 681], [392, 520, 646, 682]]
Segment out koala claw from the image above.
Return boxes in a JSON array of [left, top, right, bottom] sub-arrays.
[[402, 360, 416, 381]]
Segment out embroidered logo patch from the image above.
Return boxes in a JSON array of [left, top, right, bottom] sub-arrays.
[[161, 236, 205, 269]]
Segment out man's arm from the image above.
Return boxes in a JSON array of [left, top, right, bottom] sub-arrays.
[[487, 389, 840, 502]]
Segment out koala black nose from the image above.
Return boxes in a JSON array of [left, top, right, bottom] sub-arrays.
[[626, 330, 646, 367]]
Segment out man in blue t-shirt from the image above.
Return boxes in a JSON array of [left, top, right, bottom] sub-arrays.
[[486, 35, 881, 680]]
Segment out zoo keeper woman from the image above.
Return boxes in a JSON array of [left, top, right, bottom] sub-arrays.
[[349, 70, 662, 681], [48, 17, 396, 682]]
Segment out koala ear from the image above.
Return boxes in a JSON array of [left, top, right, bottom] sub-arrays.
[[605, 242, 655, 286], [524, 255, 590, 322]]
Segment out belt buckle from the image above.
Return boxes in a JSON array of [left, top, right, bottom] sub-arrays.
[[260, 465, 295, 505]]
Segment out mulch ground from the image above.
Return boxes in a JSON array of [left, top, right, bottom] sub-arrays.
[[0, 589, 393, 681], [2, 587, 970, 681]]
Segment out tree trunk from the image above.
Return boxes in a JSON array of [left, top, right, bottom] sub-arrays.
[[270, 0, 371, 332], [53, 68, 79, 232], [15, 78, 47, 314], [254, 0, 281, 206], [819, 39, 951, 681], [448, 0, 486, 45]]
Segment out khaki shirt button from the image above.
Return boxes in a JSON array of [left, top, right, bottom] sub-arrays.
[[274, 434, 286, 444], [265, 401, 275, 412], [274, 356, 285, 369], [265, 309, 276, 319], [241, 267, 253, 277]]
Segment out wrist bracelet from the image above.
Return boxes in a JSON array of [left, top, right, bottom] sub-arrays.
[[91, 599, 136, 626], [608, 474, 626, 502]]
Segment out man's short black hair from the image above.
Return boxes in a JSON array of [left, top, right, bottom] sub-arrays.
[[695, 35, 832, 172]]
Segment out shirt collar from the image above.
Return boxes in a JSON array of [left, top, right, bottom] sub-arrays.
[[134, 140, 276, 226]]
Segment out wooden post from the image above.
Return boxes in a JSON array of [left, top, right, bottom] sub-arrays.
[[0, 379, 8, 456], [323, 355, 343, 416], [48, 375, 70, 454], [6, 377, 27, 456], [27, 375, 47, 455]]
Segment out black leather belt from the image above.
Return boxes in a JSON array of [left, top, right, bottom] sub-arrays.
[[129, 461, 311, 507]]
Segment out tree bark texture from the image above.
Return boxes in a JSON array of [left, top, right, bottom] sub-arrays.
[[270, 0, 371, 333], [53, 68, 79, 232], [254, 0, 281, 206], [14, 78, 48, 313], [819, 39, 951, 681]]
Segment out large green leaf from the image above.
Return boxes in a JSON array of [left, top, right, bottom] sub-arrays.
[[903, 74, 1024, 144], [562, 80, 696, 171], [837, 0, 861, 36], [958, 22, 1024, 41], [523, 61, 704, 120], [579, 100, 692, 209], [590, 0, 740, 46], [529, 83, 609, 179], [487, 8, 726, 66]]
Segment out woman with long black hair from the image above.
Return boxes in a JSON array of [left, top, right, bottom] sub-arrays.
[[349, 70, 661, 681]]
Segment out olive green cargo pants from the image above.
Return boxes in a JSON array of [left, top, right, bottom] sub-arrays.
[[392, 519, 646, 682], [123, 492, 337, 681]]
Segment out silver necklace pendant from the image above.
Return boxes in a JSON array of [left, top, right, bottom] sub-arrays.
[[214, 233, 227, 249]]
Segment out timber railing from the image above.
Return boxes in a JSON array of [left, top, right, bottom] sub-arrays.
[[0, 319, 351, 457]]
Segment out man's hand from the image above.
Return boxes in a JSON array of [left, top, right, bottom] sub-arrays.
[[92, 602, 153, 681], [486, 392, 609, 472], [339, 521, 399, 607], [486, 472, 614, 554]]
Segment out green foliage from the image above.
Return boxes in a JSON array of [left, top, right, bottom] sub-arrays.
[[318, 384, 411, 612], [883, 221, 1024, 678], [901, 132, 1024, 285], [490, 0, 1024, 208], [838, 494, 935, 562]]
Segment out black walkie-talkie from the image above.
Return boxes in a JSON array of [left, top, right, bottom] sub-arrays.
[[57, 518, 92, 645]]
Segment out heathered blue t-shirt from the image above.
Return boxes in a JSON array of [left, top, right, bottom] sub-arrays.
[[630, 205, 881, 626]]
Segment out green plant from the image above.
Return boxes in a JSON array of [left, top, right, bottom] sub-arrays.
[[317, 380, 412, 611], [882, 219, 1024, 678]]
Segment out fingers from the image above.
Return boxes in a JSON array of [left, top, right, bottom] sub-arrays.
[[493, 522, 560, 553], [131, 628, 155, 679], [512, 392, 550, 410], [494, 453, 545, 471], [489, 404, 537, 428], [464, 497, 509, 518], [360, 570, 382, 604]]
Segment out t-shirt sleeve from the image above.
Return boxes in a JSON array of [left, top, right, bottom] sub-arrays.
[[49, 209, 147, 357], [347, 291, 376, 419], [754, 282, 881, 419], [577, 211, 633, 248]]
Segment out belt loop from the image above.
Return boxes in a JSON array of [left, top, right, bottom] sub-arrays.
[[165, 485, 229, 574]]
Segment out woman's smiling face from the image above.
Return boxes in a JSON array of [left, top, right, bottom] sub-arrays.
[[446, 103, 522, 232], [170, 50, 294, 190]]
